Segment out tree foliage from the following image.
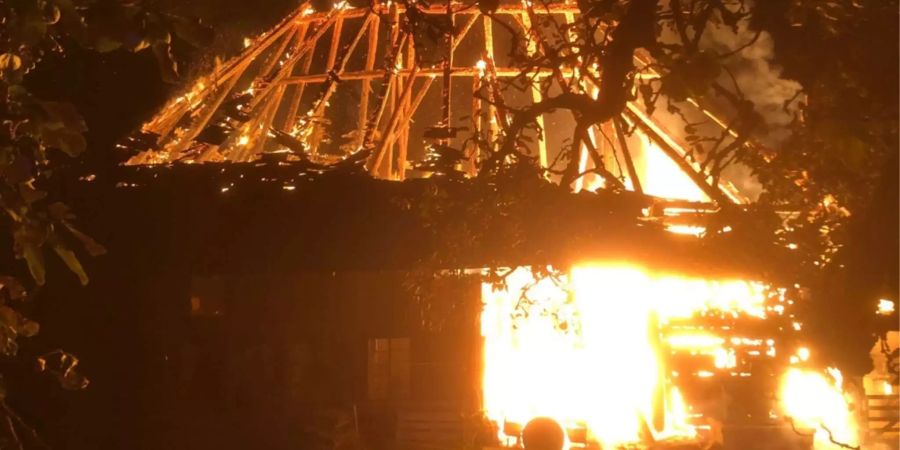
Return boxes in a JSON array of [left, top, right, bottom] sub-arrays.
[[2, 0, 211, 443]]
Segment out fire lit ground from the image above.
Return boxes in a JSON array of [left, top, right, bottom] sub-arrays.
[[107, 1, 900, 449]]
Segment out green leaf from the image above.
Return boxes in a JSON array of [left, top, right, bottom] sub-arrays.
[[23, 245, 46, 286], [19, 320, 39, 338], [47, 202, 76, 221], [0, 307, 18, 329], [0, 53, 24, 83], [64, 223, 107, 257], [0, 277, 27, 302], [39, 101, 87, 132], [0, 53, 23, 72], [34, 101, 88, 156], [37, 351, 89, 390], [40, 127, 87, 157], [52, 242, 89, 286], [18, 182, 47, 204], [90, 35, 124, 53]]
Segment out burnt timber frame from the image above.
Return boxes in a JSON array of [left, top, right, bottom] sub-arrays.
[[129, 1, 742, 206]]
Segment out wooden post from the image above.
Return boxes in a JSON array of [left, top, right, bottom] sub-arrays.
[[397, 34, 416, 180], [307, 14, 345, 153], [281, 22, 314, 132], [249, 8, 343, 112], [385, 3, 401, 178], [247, 83, 288, 159], [259, 23, 302, 80], [482, 16, 499, 145], [518, 12, 548, 169], [439, 0, 454, 146], [370, 66, 420, 176], [362, 32, 409, 152], [356, 15, 380, 149], [467, 64, 483, 177]]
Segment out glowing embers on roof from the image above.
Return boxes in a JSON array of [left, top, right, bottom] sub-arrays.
[[480, 265, 773, 448]]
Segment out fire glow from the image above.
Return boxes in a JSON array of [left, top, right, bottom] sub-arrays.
[[480, 264, 769, 448]]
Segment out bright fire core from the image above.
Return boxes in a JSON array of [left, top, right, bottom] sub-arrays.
[[481, 265, 766, 447], [480, 264, 860, 449]]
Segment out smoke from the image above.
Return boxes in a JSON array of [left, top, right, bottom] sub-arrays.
[[700, 20, 803, 147]]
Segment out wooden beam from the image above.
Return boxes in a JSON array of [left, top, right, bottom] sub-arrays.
[[482, 15, 499, 144], [291, 3, 581, 24], [246, 84, 288, 159], [467, 65, 483, 177], [384, 75, 437, 177], [170, 72, 243, 156], [397, 33, 416, 180], [147, 3, 312, 141], [281, 22, 314, 131], [356, 16, 380, 149], [283, 66, 581, 83], [249, 7, 344, 112], [370, 66, 421, 176], [518, 11, 548, 169], [362, 32, 409, 151], [385, 3, 401, 178], [623, 103, 734, 204], [259, 22, 302, 80], [439, 0, 454, 146], [307, 14, 346, 153]]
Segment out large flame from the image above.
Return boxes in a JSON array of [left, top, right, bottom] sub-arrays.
[[640, 139, 709, 202], [780, 368, 859, 450], [481, 264, 767, 448]]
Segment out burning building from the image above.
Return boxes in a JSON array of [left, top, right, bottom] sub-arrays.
[[99, 1, 898, 449]]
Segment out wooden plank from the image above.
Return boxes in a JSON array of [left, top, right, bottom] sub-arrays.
[[518, 11, 548, 169], [370, 66, 421, 175], [293, 2, 581, 23], [439, 0, 454, 146], [308, 14, 346, 153], [168, 66, 246, 160], [281, 22, 314, 132], [249, 7, 345, 112], [482, 16, 499, 143], [397, 33, 416, 180], [362, 32, 409, 151], [356, 15, 380, 148]]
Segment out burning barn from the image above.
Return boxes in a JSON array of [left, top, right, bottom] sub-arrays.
[[76, 1, 898, 449]]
